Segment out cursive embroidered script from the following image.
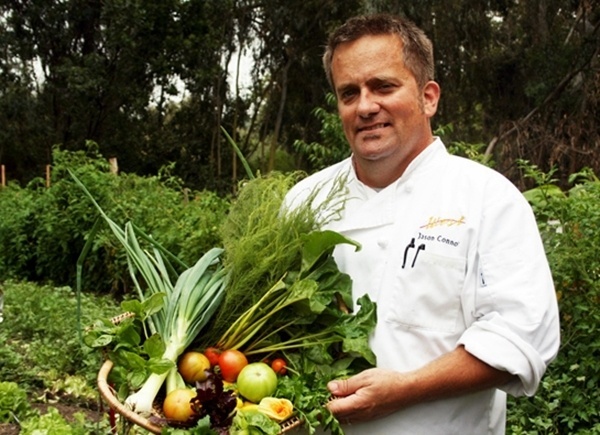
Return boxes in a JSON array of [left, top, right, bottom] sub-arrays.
[[420, 216, 466, 229]]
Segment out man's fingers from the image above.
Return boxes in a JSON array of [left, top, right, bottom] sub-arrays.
[[326, 394, 357, 418], [328, 378, 352, 397]]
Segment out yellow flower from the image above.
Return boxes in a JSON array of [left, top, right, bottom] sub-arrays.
[[256, 397, 294, 422]]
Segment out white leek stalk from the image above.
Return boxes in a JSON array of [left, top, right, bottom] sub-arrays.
[[124, 246, 227, 414]]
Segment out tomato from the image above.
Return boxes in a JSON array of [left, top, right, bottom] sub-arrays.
[[162, 388, 197, 422], [178, 351, 211, 383], [218, 349, 248, 382], [203, 347, 222, 367], [236, 362, 278, 403], [271, 358, 287, 375]]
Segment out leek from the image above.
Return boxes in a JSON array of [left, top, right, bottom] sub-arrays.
[[125, 247, 227, 414], [70, 170, 227, 415]]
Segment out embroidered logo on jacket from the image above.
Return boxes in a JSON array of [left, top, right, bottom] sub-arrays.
[[420, 216, 466, 229]]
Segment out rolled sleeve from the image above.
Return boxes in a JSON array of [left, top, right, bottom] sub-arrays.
[[459, 316, 551, 396]]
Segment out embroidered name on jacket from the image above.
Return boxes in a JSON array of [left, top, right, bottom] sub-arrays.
[[417, 216, 466, 248], [420, 216, 466, 229]]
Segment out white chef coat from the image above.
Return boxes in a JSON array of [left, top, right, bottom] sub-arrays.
[[284, 138, 560, 435]]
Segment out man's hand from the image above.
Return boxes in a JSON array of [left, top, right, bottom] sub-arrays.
[[325, 346, 517, 424], [326, 368, 409, 422]]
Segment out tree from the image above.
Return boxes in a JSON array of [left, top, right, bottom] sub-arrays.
[[0, 0, 598, 192]]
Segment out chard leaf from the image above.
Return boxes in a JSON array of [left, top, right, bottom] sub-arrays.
[[300, 230, 360, 273], [337, 295, 377, 365], [342, 337, 376, 366], [286, 279, 319, 304], [303, 343, 335, 365], [305, 257, 354, 311]]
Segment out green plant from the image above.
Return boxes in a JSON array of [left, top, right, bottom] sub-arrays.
[[507, 164, 600, 433], [292, 93, 350, 171], [19, 407, 92, 435], [1, 280, 118, 388], [0, 183, 38, 281], [0, 382, 35, 423], [436, 123, 494, 167], [0, 144, 229, 295]]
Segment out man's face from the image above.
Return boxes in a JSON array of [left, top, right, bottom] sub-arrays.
[[331, 33, 439, 187]]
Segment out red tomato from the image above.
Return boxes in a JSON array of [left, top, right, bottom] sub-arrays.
[[271, 358, 287, 375], [218, 349, 248, 382], [203, 347, 222, 367]]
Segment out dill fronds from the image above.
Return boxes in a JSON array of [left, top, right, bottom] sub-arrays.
[[200, 171, 347, 347]]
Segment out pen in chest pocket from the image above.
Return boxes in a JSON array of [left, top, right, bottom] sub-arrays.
[[402, 237, 426, 268]]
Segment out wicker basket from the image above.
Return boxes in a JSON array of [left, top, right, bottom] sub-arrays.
[[97, 356, 303, 433], [97, 313, 303, 433]]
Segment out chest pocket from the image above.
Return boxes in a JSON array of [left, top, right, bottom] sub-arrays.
[[386, 250, 466, 333]]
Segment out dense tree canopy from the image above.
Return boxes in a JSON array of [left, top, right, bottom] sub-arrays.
[[0, 0, 598, 192]]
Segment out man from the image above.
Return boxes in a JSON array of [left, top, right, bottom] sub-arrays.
[[285, 13, 560, 434]]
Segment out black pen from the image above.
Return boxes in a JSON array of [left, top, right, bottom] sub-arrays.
[[411, 244, 426, 268], [402, 238, 415, 269]]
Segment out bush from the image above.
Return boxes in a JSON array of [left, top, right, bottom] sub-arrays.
[[0, 144, 229, 294], [507, 167, 600, 434]]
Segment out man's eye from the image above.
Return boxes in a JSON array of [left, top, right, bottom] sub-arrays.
[[340, 90, 357, 100]]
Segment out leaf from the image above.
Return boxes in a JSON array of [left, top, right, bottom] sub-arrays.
[[300, 230, 361, 273], [142, 292, 166, 317], [336, 295, 377, 365], [231, 409, 281, 435], [128, 370, 149, 390], [117, 323, 142, 348], [287, 279, 319, 304], [146, 357, 175, 375], [121, 299, 144, 317], [111, 349, 147, 372], [90, 334, 114, 348], [143, 333, 166, 358]]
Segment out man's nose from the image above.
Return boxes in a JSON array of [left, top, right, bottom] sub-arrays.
[[357, 90, 380, 118]]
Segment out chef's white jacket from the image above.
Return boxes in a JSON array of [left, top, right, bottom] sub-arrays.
[[284, 138, 560, 434]]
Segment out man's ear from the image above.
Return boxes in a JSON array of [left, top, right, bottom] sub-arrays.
[[422, 81, 441, 117]]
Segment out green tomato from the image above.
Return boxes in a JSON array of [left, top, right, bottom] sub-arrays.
[[236, 362, 278, 403]]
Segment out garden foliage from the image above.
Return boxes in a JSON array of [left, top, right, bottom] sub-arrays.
[[0, 143, 229, 294], [506, 165, 600, 434], [1, 145, 600, 432], [0, 280, 117, 433]]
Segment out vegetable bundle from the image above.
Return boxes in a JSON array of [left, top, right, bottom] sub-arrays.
[[77, 170, 377, 434]]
